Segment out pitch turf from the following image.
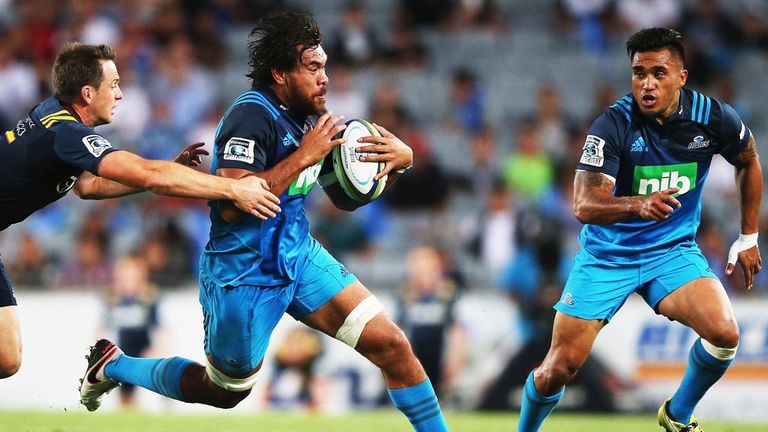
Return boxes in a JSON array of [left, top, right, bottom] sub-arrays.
[[0, 410, 765, 432]]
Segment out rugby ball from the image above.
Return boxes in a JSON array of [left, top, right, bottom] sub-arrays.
[[325, 119, 387, 203]]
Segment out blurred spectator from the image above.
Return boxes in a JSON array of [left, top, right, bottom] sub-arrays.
[[57, 232, 111, 290], [103, 253, 159, 408], [679, 0, 741, 87], [0, 28, 39, 122], [186, 8, 228, 70], [553, 0, 615, 54], [447, 67, 486, 135], [325, 65, 369, 120], [381, 25, 428, 70], [502, 118, 555, 201], [141, 220, 195, 287], [397, 246, 465, 397], [266, 327, 324, 410], [399, 0, 459, 28], [741, 7, 768, 52], [381, 127, 449, 211], [150, 34, 216, 133], [697, 216, 736, 294], [464, 180, 517, 279], [66, 0, 121, 46], [531, 83, 576, 164], [369, 82, 448, 211], [479, 218, 626, 412], [450, 0, 505, 33], [136, 100, 186, 160], [616, 0, 681, 33], [461, 127, 501, 198], [312, 197, 372, 260], [326, 1, 382, 68], [7, 233, 49, 288], [587, 81, 617, 123]]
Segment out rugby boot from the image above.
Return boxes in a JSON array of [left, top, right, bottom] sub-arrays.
[[79, 339, 122, 411], [658, 398, 703, 432]]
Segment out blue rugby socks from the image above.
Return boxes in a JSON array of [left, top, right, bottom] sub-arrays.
[[105, 355, 194, 402], [668, 338, 735, 424], [518, 370, 564, 432], [387, 378, 448, 432]]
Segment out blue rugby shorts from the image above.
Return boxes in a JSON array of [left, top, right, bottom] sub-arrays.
[[199, 239, 357, 375], [554, 243, 718, 322]]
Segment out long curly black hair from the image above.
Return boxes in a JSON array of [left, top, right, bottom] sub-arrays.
[[246, 10, 321, 89]]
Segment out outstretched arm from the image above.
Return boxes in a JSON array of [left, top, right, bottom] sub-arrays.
[[725, 134, 763, 288], [80, 149, 280, 220], [572, 170, 681, 224], [73, 142, 209, 200]]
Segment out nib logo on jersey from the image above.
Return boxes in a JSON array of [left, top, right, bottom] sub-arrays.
[[633, 163, 697, 197]]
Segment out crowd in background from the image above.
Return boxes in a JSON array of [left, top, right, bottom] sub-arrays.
[[2, 0, 768, 412]]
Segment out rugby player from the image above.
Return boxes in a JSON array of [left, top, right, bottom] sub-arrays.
[[0, 42, 280, 379], [517, 28, 762, 432], [80, 11, 449, 432]]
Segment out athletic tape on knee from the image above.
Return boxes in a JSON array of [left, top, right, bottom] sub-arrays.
[[701, 339, 738, 361], [335, 296, 384, 348], [205, 361, 259, 392]]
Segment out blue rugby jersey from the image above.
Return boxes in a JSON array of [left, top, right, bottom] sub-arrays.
[[200, 89, 324, 287], [576, 89, 750, 260], [0, 97, 117, 231]]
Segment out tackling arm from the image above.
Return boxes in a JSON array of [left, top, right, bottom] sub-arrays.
[[572, 170, 681, 224]]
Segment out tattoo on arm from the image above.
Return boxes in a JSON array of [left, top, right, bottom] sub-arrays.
[[728, 136, 759, 168]]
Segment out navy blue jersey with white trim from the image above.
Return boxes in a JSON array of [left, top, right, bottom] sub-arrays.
[[200, 88, 324, 287], [576, 88, 750, 260], [0, 97, 117, 231]]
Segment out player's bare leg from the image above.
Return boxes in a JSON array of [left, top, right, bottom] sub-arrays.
[[655, 277, 738, 430], [518, 312, 604, 432], [0, 306, 22, 378], [304, 281, 448, 431], [177, 358, 260, 408]]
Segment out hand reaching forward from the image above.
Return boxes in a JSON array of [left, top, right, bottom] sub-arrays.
[[636, 188, 681, 221], [174, 142, 209, 167], [355, 123, 413, 180], [231, 176, 281, 220]]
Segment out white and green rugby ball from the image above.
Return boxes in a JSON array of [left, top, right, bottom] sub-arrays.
[[326, 118, 387, 203]]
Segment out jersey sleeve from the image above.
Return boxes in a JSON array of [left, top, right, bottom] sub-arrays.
[[576, 110, 623, 179], [716, 101, 751, 159], [53, 123, 118, 175], [214, 103, 275, 173]]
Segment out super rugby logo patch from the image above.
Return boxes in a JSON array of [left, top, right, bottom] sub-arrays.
[[82, 135, 112, 157], [223, 137, 255, 164], [580, 135, 605, 167]]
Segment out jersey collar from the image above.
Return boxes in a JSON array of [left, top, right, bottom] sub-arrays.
[[260, 87, 309, 126]]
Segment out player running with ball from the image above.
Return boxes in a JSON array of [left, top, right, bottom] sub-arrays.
[[80, 10, 449, 432], [517, 28, 762, 432]]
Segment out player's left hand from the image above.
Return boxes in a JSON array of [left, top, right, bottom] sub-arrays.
[[726, 234, 762, 289], [174, 142, 209, 167], [355, 123, 413, 180]]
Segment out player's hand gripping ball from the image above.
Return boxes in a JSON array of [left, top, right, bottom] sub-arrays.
[[322, 119, 388, 203]]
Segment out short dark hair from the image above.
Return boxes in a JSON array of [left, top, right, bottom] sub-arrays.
[[626, 28, 684, 63], [52, 42, 116, 104], [246, 10, 322, 89]]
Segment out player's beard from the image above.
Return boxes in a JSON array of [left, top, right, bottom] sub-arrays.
[[286, 83, 324, 117]]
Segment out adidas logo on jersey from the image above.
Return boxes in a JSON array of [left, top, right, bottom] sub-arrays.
[[633, 163, 697, 196], [282, 132, 297, 147], [631, 137, 647, 152]]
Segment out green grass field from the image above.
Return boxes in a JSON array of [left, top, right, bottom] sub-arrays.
[[1, 410, 766, 432]]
